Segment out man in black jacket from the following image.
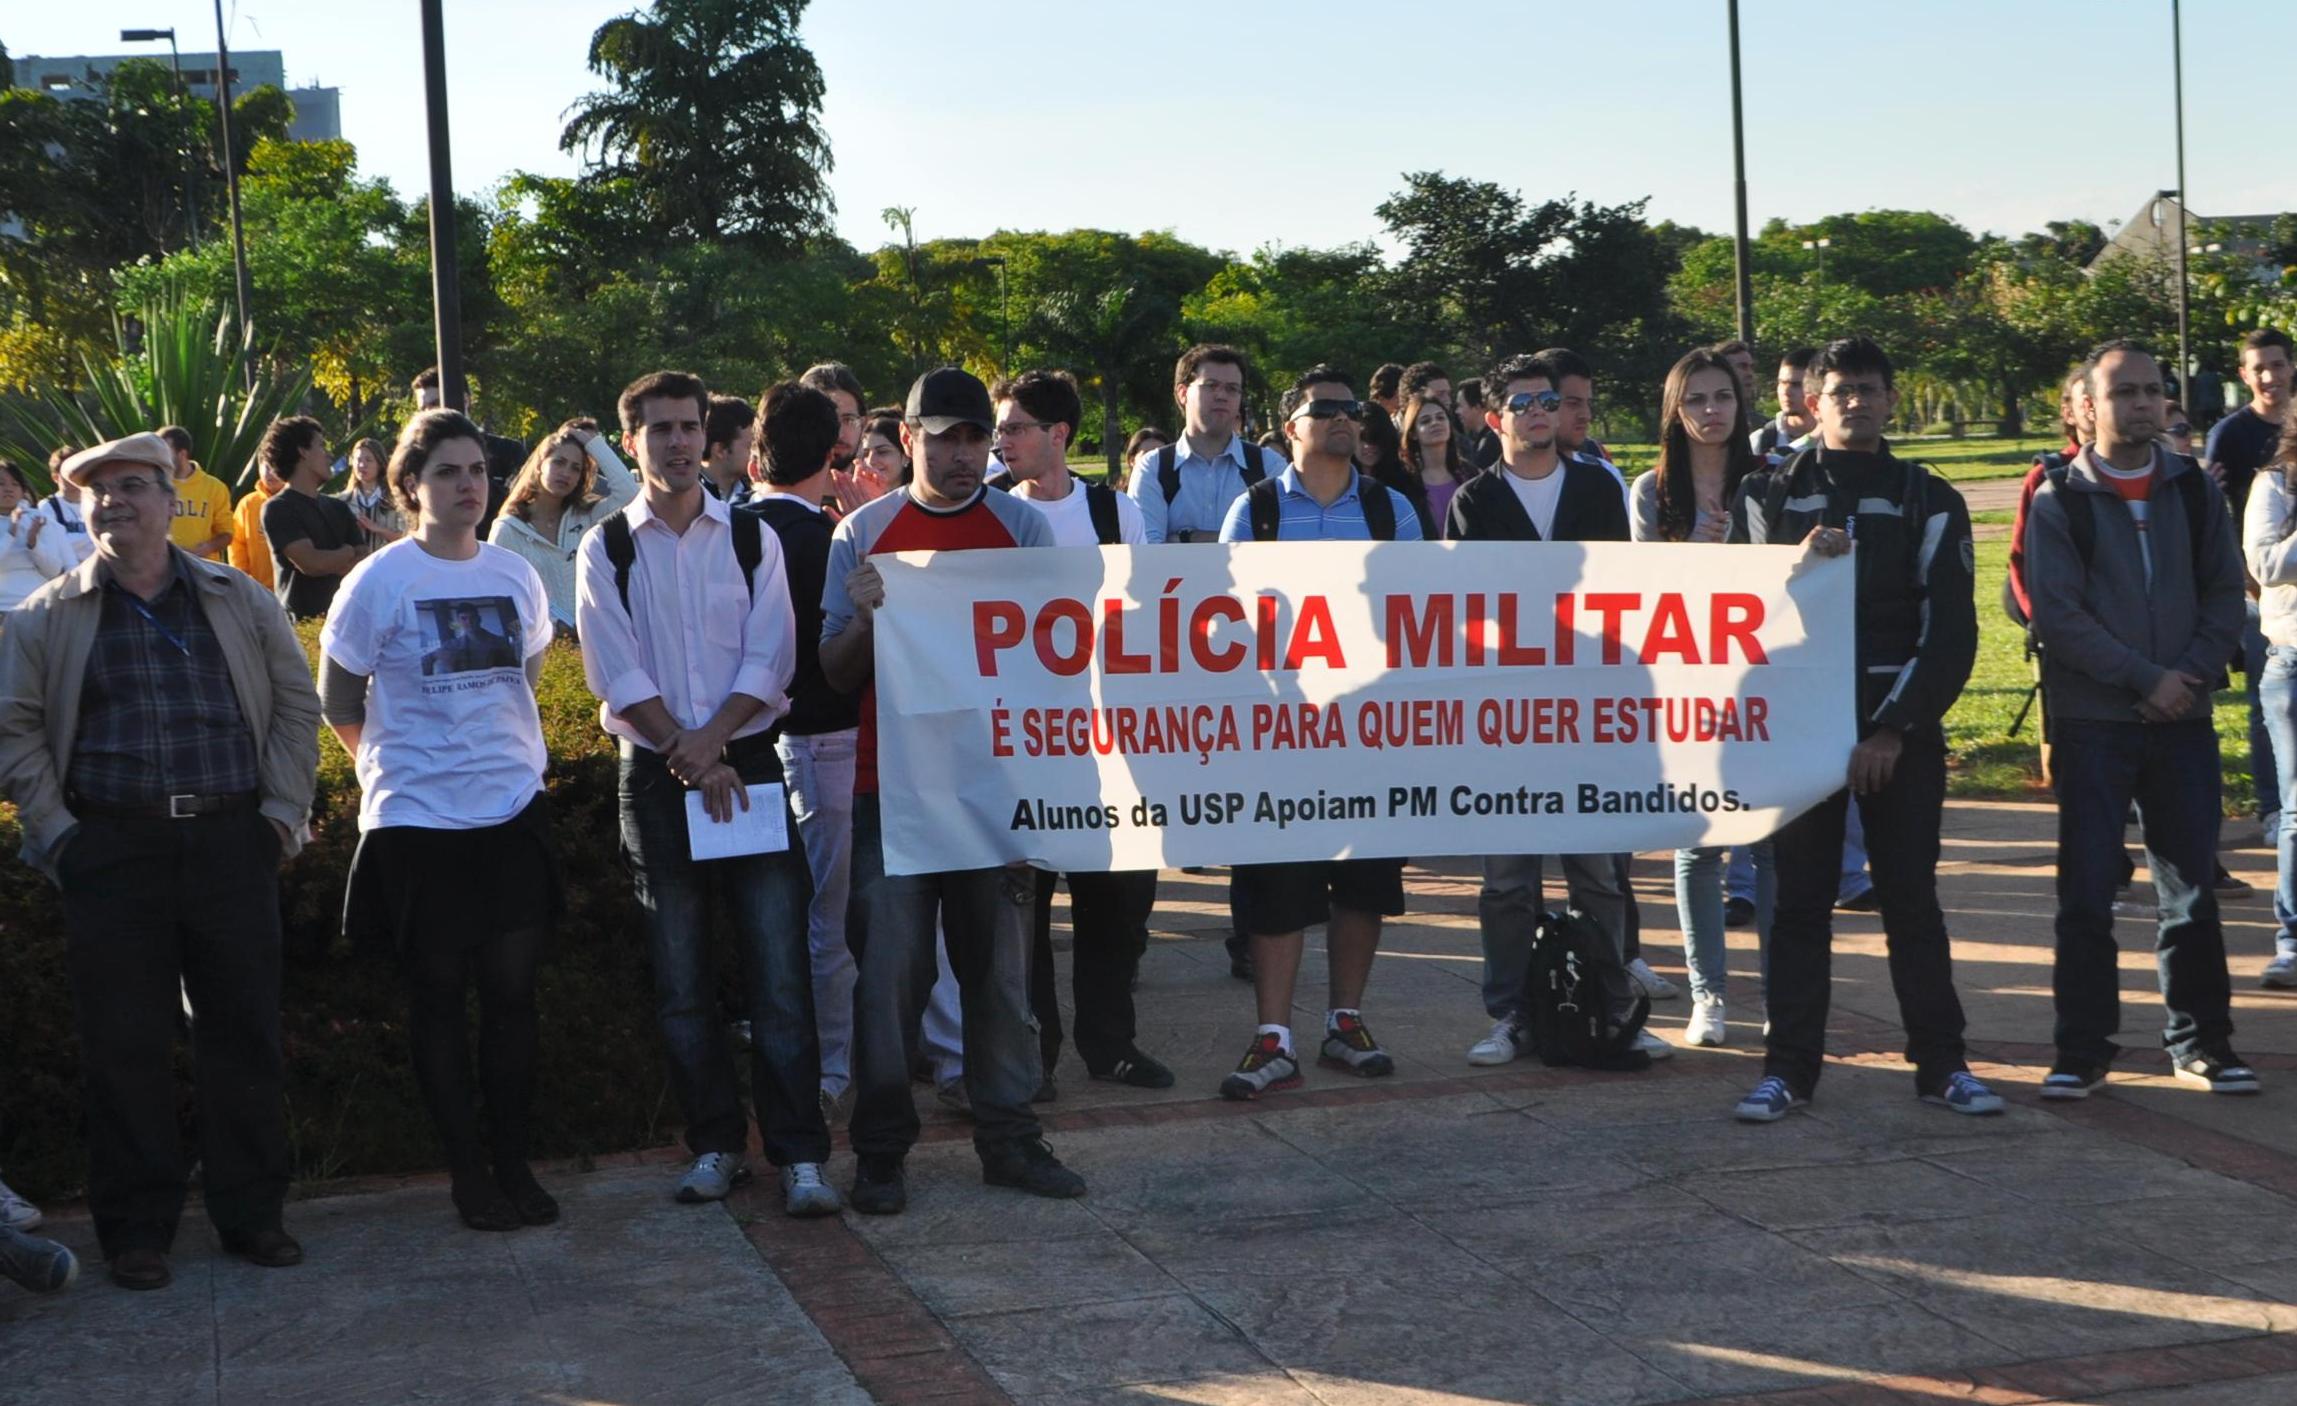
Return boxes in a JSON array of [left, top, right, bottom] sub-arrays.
[[1446, 354, 1672, 1067], [1727, 336, 1997, 1123]]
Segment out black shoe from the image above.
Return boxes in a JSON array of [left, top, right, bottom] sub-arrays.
[[2173, 1046, 2261, 1095], [980, 1139, 1086, 1199], [1032, 1074, 1059, 1103], [1723, 897, 1755, 929], [496, 1165, 560, 1227], [452, 1174, 523, 1233], [2039, 1061, 2108, 1100], [2214, 863, 2255, 898], [220, 1227, 303, 1268], [1229, 950, 1256, 981], [1088, 1048, 1175, 1089], [109, 1246, 171, 1291], [1835, 888, 1879, 913], [850, 1155, 907, 1215]]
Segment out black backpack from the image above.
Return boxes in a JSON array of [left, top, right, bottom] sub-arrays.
[[598, 505, 765, 613], [1244, 473, 1398, 542], [2004, 458, 2211, 636], [1523, 909, 1652, 1071], [1156, 441, 1268, 503]]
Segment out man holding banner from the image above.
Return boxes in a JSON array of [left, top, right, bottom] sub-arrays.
[[1212, 366, 1424, 1100], [1728, 336, 2000, 1123]]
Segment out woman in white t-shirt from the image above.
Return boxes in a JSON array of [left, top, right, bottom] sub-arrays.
[[0, 460, 74, 613], [1629, 349, 1772, 1050], [486, 420, 638, 635], [321, 409, 559, 1234]]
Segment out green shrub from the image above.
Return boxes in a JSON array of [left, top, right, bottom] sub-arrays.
[[0, 626, 683, 1201]]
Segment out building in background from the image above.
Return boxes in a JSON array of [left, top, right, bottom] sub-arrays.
[[15, 49, 340, 142]]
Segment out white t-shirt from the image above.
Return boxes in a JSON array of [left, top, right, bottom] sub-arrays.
[[1502, 466, 1568, 540], [1015, 481, 1147, 547], [321, 539, 553, 831]]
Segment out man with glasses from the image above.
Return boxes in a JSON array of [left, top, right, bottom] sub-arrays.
[[1728, 335, 1997, 1123], [801, 362, 869, 495], [1211, 367, 1421, 1100], [1446, 356, 1670, 1067], [0, 433, 321, 1290]]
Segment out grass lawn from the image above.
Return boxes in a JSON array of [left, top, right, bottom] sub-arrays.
[[1604, 433, 2058, 483], [1944, 538, 2257, 817]]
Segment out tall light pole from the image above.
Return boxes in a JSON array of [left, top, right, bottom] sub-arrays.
[[1727, 0, 1754, 345], [120, 28, 199, 250], [2171, 0, 2191, 393], [1801, 236, 1831, 286], [419, 0, 467, 412], [210, 0, 254, 385]]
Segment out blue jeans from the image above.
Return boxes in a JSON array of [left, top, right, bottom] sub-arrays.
[[2050, 718, 2234, 1068], [847, 793, 1045, 1162], [1674, 841, 1773, 1001], [2249, 602, 2281, 837], [1731, 829, 1862, 906], [776, 728, 859, 1097], [2261, 646, 2297, 960], [617, 740, 827, 1165]]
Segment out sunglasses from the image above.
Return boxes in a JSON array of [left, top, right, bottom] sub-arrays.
[[1504, 390, 1563, 414], [1291, 398, 1364, 422], [2167, 423, 2192, 436]]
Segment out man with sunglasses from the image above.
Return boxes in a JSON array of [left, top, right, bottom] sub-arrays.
[[1445, 355, 1668, 1067], [1211, 367, 1422, 1099], [1728, 336, 1996, 1123]]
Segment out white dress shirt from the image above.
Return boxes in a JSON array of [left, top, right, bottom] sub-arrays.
[[574, 489, 796, 749]]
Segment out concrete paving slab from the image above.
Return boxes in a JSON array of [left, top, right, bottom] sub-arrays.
[[941, 1293, 1274, 1399]]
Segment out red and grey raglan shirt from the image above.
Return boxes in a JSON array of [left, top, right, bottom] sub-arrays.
[[820, 486, 1053, 797]]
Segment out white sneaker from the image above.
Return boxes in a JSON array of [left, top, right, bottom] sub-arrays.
[[2263, 954, 2297, 989], [674, 1152, 750, 1204], [1633, 1029, 1675, 1061], [781, 1162, 843, 1217], [1686, 993, 1728, 1047], [1627, 958, 1678, 1001], [1466, 1017, 1526, 1066], [0, 1178, 41, 1232]]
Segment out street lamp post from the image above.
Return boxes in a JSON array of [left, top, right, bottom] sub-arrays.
[[1801, 236, 1831, 285], [2171, 0, 2191, 392], [209, 0, 254, 385], [419, 0, 467, 412], [1726, 0, 1754, 345], [120, 28, 199, 250]]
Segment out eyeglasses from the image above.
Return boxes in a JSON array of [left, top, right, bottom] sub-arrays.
[[1503, 390, 1562, 414], [86, 476, 163, 501], [993, 419, 1057, 440], [1290, 398, 1364, 422], [837, 413, 862, 428], [1819, 382, 1888, 403], [1189, 380, 1245, 400]]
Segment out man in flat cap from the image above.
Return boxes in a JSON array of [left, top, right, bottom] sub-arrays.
[[0, 433, 321, 1291]]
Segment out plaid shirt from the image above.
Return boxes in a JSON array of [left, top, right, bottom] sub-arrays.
[[65, 556, 260, 806]]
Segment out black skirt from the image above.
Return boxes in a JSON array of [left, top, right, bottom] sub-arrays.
[[341, 790, 560, 956]]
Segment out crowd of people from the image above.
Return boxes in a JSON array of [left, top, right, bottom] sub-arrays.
[[0, 324, 2281, 1296]]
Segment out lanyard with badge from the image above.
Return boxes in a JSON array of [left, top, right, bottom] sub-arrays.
[[125, 592, 191, 657]]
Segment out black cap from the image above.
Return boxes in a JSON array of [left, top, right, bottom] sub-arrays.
[[905, 366, 994, 434]]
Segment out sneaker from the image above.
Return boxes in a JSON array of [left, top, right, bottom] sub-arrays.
[[1836, 888, 1880, 913], [674, 1152, 750, 1204], [1723, 897, 1756, 929], [2173, 1047, 2262, 1095], [1465, 1017, 1526, 1066], [849, 1154, 907, 1216], [1632, 1029, 1675, 1061], [1319, 1013, 1396, 1078], [781, 1162, 843, 1217], [1685, 993, 1728, 1047], [1734, 1075, 1807, 1122], [0, 1226, 76, 1294], [1219, 1033, 1303, 1101], [980, 1138, 1087, 1199], [1921, 1071, 2005, 1116], [0, 1178, 41, 1232], [2263, 955, 2297, 989], [1626, 958, 1678, 1000], [935, 1077, 972, 1117], [2215, 864, 2255, 898], [2040, 1062, 2107, 1100], [1088, 1048, 1175, 1089]]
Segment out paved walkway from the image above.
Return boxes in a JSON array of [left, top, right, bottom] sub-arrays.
[[8, 799, 2297, 1405]]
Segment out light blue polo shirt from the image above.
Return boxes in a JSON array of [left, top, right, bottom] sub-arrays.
[[1215, 465, 1425, 542]]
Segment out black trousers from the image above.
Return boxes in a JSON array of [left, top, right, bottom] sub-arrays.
[[1030, 870, 1157, 1072], [58, 810, 289, 1257], [1762, 724, 1970, 1097]]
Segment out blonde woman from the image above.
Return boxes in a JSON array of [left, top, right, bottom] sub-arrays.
[[485, 419, 638, 633], [336, 437, 406, 551]]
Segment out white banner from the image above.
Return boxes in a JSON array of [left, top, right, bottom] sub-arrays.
[[872, 542, 1855, 876]]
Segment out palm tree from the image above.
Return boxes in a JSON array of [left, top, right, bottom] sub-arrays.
[[1026, 284, 1172, 479]]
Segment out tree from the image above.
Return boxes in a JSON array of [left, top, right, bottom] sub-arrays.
[[560, 0, 832, 252], [1027, 284, 1174, 476]]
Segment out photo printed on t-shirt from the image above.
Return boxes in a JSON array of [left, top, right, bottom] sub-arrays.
[[417, 596, 524, 679]]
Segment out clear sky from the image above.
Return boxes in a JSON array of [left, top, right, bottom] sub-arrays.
[[14, 2, 2291, 257]]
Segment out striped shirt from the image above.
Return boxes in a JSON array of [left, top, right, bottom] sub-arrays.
[[1215, 465, 1426, 542]]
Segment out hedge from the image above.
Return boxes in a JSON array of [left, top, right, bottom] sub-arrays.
[[0, 624, 692, 1202]]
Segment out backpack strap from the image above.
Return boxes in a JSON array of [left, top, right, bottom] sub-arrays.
[[1356, 473, 1397, 541], [1239, 442, 1268, 487], [1084, 482, 1123, 546], [731, 507, 763, 597], [2043, 461, 2097, 566], [2172, 467, 2210, 581], [1246, 477, 1283, 541], [603, 505, 764, 616], [1156, 444, 1181, 504]]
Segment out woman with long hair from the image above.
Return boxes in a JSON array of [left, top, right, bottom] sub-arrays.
[[322, 409, 560, 1232], [485, 418, 639, 633], [0, 460, 73, 613], [2244, 413, 2297, 988], [1630, 348, 1770, 1046], [1354, 397, 1434, 538], [337, 437, 406, 551], [1124, 426, 1172, 474], [841, 411, 909, 504], [1399, 393, 1473, 532]]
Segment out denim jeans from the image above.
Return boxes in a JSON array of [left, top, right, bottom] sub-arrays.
[[2259, 646, 2297, 961], [1478, 852, 1634, 1021], [2249, 601, 2281, 837], [1764, 724, 1969, 1096], [2051, 718, 2234, 1068], [617, 740, 827, 1166], [1673, 840, 1773, 1001], [1731, 831, 1860, 907], [776, 727, 859, 1097], [847, 793, 1044, 1162]]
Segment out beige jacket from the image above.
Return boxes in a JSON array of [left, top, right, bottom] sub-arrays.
[[0, 546, 322, 876]]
